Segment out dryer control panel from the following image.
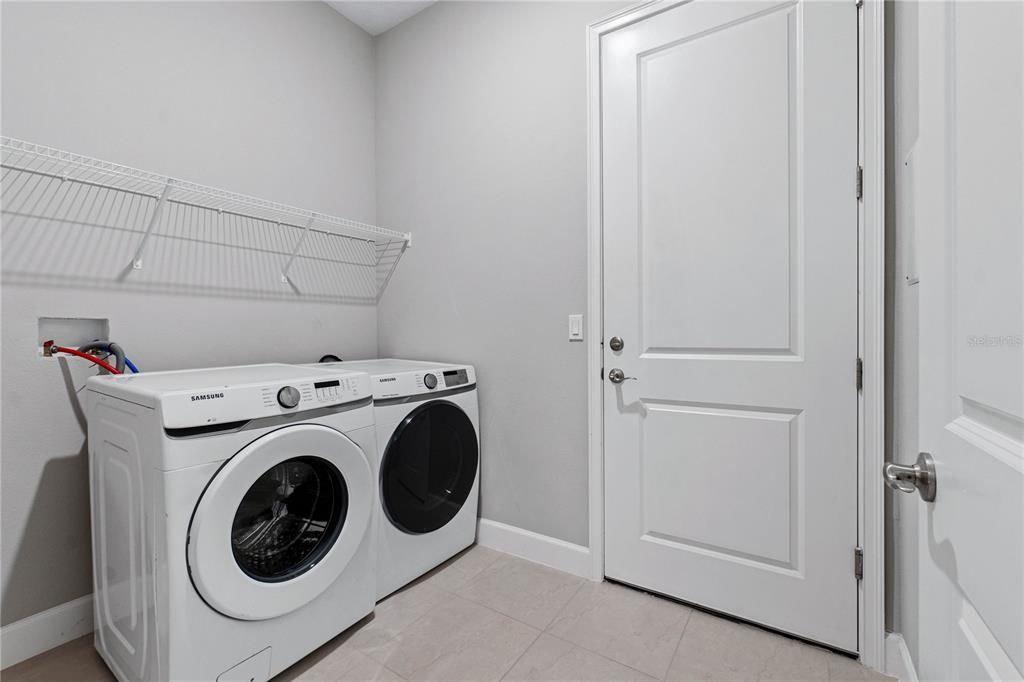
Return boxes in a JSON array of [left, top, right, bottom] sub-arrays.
[[375, 365, 476, 400], [301, 360, 476, 401]]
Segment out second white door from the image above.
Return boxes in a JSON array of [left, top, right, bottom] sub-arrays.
[[911, 2, 1023, 679], [601, 0, 860, 651]]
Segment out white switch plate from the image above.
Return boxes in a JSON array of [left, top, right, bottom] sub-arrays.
[[568, 314, 584, 341]]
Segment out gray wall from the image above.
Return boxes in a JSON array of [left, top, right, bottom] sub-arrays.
[[0, 1, 377, 626], [374, 1, 625, 547]]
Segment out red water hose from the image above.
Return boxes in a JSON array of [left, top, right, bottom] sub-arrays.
[[44, 341, 122, 374]]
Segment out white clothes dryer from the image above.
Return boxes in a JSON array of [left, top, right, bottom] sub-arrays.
[[308, 359, 479, 600], [86, 364, 378, 681]]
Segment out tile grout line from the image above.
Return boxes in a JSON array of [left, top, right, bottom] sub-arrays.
[[451, 555, 588, 633], [446, 592, 546, 639], [539, 629, 660, 680], [450, 552, 508, 595], [375, 548, 507, 636], [373, 591, 544, 679], [496, 624, 545, 681], [659, 605, 695, 681], [434, 553, 586, 681], [539, 583, 695, 680], [382, 662, 408, 680], [356, 548, 520, 674], [540, 579, 587, 630], [474, 577, 587, 626]]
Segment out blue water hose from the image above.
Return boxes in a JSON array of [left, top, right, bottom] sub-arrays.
[[124, 357, 140, 373]]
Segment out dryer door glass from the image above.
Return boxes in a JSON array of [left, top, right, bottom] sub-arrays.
[[231, 456, 348, 582], [381, 401, 478, 534]]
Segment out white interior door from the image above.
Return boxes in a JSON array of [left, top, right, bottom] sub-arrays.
[[912, 3, 1024, 680], [601, 0, 860, 651]]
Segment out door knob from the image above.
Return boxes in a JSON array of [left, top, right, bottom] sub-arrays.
[[883, 452, 937, 502], [607, 368, 636, 384]]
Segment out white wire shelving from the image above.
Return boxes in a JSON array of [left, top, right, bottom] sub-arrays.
[[0, 137, 411, 303]]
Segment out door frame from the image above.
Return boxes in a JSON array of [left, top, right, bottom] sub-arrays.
[[584, 0, 886, 669]]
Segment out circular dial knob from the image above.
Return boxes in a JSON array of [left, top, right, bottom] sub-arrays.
[[277, 385, 301, 408], [423, 373, 438, 389]]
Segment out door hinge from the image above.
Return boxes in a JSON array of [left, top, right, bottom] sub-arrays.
[[856, 357, 864, 392], [854, 547, 864, 580], [856, 166, 864, 200]]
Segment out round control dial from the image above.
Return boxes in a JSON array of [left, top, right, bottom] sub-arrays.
[[277, 385, 301, 408], [423, 373, 438, 389]]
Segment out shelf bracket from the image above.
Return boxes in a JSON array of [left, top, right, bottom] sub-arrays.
[[281, 215, 316, 287], [129, 180, 174, 270], [375, 238, 410, 303]]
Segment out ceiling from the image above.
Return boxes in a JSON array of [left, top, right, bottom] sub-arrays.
[[327, 1, 436, 36]]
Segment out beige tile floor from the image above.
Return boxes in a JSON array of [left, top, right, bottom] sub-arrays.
[[2, 546, 892, 682]]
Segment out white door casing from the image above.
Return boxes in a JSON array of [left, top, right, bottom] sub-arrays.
[[600, 0, 860, 652], [913, 2, 1024, 679]]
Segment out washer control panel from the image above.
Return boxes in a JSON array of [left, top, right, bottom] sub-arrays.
[[313, 378, 352, 403], [259, 375, 364, 411], [92, 364, 374, 429]]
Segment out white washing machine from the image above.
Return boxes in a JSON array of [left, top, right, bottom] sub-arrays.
[[307, 359, 479, 600], [86, 364, 378, 682]]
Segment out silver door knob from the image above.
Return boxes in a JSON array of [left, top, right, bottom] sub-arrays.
[[883, 452, 937, 502], [607, 368, 636, 384]]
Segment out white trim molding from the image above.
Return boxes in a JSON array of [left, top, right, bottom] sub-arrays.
[[0, 594, 94, 670], [858, 0, 887, 672], [476, 519, 593, 579], [586, 0, 886, 670], [885, 633, 920, 682], [585, 3, 609, 585]]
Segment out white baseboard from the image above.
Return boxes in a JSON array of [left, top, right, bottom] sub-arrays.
[[885, 632, 919, 682], [476, 518, 593, 579], [0, 594, 94, 670]]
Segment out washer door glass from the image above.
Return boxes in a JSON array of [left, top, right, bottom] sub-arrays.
[[231, 456, 347, 582], [381, 401, 478, 534], [188, 423, 373, 621]]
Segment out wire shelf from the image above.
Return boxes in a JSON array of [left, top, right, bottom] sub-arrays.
[[0, 137, 410, 303]]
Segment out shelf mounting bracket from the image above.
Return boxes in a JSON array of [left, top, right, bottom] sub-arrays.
[[281, 215, 316, 287], [129, 180, 174, 270]]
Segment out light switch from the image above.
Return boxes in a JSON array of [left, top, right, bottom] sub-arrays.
[[568, 314, 584, 341]]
